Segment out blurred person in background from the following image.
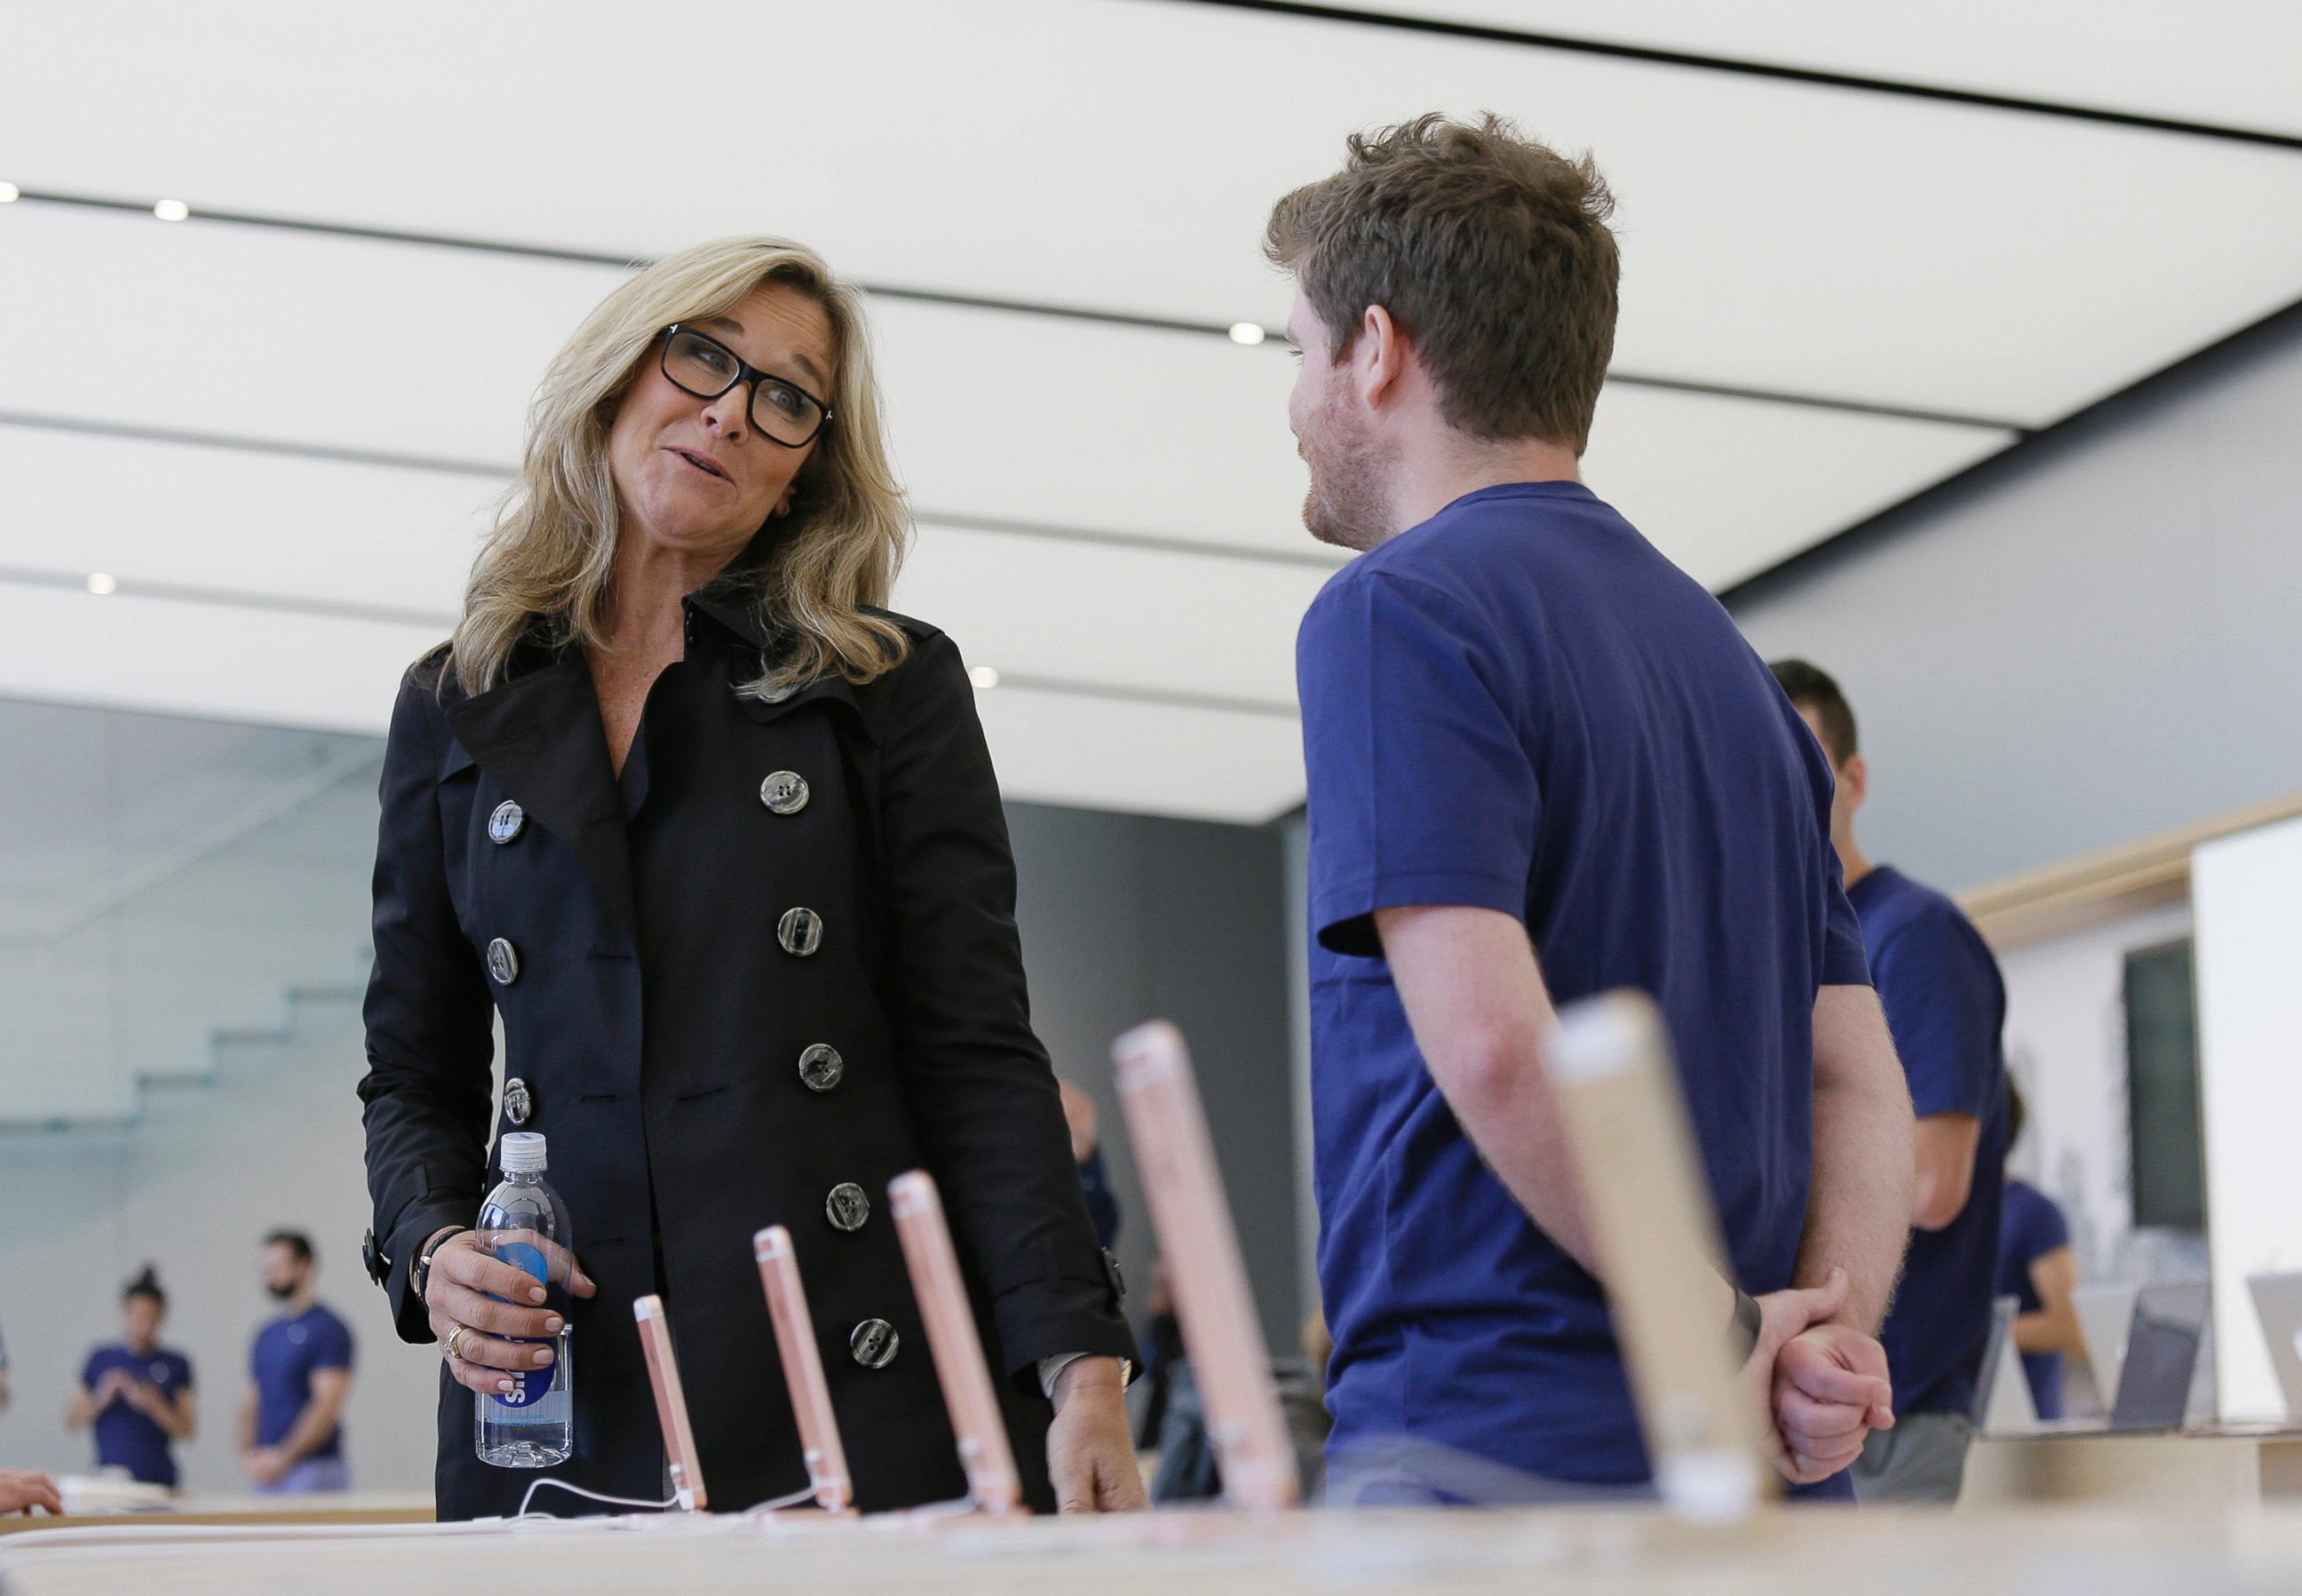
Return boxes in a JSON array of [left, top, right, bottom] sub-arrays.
[[0, 1471, 61, 1516], [242, 1230, 355, 1493], [1996, 1084, 2084, 1419], [1773, 659, 2008, 1503], [1060, 1079, 1120, 1251], [360, 236, 1136, 1521], [0, 1320, 12, 1412], [66, 1266, 194, 1489]]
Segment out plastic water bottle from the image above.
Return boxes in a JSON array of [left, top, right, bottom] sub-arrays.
[[473, 1131, 575, 1467]]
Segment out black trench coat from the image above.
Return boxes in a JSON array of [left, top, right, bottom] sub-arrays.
[[357, 585, 1132, 1519]]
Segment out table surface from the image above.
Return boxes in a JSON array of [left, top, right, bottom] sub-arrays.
[[7, 1501, 2302, 1595]]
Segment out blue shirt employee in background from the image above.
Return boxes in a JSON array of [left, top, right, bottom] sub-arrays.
[[1772, 660, 2009, 1503], [242, 1230, 356, 1493], [1274, 114, 1915, 1502], [67, 1266, 195, 1489], [1995, 1084, 2084, 1420]]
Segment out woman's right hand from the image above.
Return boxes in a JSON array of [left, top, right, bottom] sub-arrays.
[[422, 1229, 597, 1397]]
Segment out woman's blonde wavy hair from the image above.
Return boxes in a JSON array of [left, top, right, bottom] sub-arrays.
[[450, 236, 911, 699]]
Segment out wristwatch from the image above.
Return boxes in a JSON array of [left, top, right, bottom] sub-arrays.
[[413, 1227, 472, 1305]]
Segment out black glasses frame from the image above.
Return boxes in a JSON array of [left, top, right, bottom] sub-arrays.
[[658, 324, 835, 449]]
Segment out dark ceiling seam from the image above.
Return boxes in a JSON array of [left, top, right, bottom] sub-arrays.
[[1171, 0, 2302, 151], [3, 188, 2020, 429]]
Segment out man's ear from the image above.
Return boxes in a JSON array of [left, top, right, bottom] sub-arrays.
[[1841, 752, 1869, 814], [1356, 303, 1406, 409]]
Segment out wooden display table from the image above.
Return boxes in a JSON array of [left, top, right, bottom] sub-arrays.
[[8, 1503, 2302, 1595], [1965, 1425, 2302, 1506], [0, 1491, 432, 1539]]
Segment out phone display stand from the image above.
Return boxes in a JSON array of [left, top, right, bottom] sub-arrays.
[[1113, 1020, 1299, 1511], [632, 1294, 708, 1513], [888, 1171, 1025, 1516], [753, 1226, 857, 1514]]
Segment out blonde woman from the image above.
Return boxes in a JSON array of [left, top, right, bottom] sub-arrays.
[[359, 239, 1141, 1520]]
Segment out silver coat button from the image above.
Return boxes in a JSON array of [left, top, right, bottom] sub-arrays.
[[826, 1182, 870, 1233], [798, 1044, 845, 1093], [504, 1077, 533, 1125], [486, 937, 520, 986], [759, 771, 810, 815], [850, 1319, 899, 1369], [488, 800, 525, 845], [777, 907, 824, 957]]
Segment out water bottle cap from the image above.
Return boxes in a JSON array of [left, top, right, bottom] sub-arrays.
[[500, 1131, 548, 1173]]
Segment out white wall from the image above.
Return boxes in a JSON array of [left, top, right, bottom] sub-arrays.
[[2192, 817, 2302, 1423], [1730, 305, 2302, 894]]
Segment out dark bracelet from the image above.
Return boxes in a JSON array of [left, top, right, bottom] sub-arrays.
[[1730, 1287, 1763, 1364], [414, 1226, 472, 1304]]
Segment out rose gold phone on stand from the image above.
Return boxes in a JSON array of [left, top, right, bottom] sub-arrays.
[[1113, 1020, 1299, 1511], [631, 1295, 708, 1512], [752, 1225, 855, 1513], [887, 1171, 1023, 1516]]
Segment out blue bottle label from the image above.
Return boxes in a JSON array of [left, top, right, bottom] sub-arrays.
[[488, 1240, 551, 1409]]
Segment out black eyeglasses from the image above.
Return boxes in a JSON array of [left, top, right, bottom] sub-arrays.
[[657, 325, 834, 449]]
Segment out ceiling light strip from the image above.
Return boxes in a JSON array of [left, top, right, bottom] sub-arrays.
[[0, 562, 456, 629], [0, 188, 2027, 429], [986, 671, 1299, 719], [1178, 0, 2302, 152]]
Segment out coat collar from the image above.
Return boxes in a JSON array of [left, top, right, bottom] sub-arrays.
[[441, 644, 639, 941]]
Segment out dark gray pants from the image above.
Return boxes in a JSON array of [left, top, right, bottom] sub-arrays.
[[1849, 1411, 1973, 1504]]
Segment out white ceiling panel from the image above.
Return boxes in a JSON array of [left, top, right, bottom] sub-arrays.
[[972, 685, 1304, 824], [1376, 2, 2302, 139], [898, 523, 1327, 707], [0, 425, 485, 617], [7, 0, 2301, 424], [1581, 388, 2015, 591], [0, 202, 1319, 556], [0, 580, 1306, 824], [0, 584, 441, 738]]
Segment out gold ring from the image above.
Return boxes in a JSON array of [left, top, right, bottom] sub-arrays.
[[445, 1323, 466, 1362]]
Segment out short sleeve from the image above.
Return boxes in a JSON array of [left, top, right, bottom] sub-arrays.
[[1298, 569, 1536, 957], [1873, 908, 2000, 1118], [1821, 850, 1871, 988], [314, 1315, 354, 1372], [80, 1351, 101, 1389], [2016, 1186, 2072, 1264]]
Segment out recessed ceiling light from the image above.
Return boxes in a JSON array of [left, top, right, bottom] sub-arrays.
[[87, 573, 118, 595], [0, 183, 19, 204], [968, 664, 1000, 690], [153, 199, 190, 223], [1227, 322, 1267, 346]]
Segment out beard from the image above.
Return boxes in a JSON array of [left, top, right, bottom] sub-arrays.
[[266, 1280, 298, 1300], [1298, 387, 1394, 552]]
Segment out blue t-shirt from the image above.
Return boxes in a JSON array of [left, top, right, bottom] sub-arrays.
[[81, 1344, 193, 1487], [1996, 1176, 2072, 1420], [1299, 481, 1869, 1488], [252, 1303, 354, 1456], [1849, 865, 2009, 1419]]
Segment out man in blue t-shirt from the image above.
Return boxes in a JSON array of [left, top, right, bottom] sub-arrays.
[[1995, 1084, 2083, 1420], [241, 1230, 355, 1493], [1270, 115, 1916, 1499], [67, 1267, 194, 1488], [1772, 661, 2008, 1502]]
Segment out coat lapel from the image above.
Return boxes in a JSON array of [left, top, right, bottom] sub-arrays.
[[444, 647, 639, 942]]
